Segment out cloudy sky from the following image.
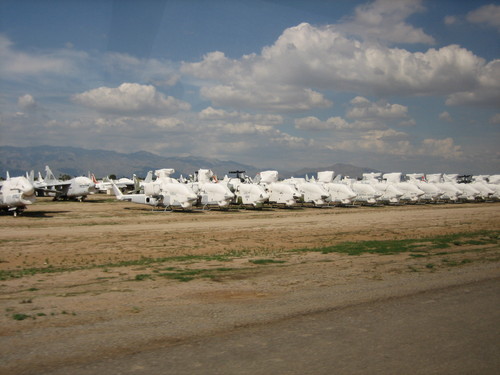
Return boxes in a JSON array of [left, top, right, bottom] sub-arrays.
[[1, 0, 499, 173]]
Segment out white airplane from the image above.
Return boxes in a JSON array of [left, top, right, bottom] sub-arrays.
[[91, 174, 134, 194], [405, 173, 444, 202], [382, 173, 425, 203], [473, 175, 500, 200], [361, 173, 404, 204], [340, 176, 381, 204], [282, 177, 330, 206], [256, 170, 300, 207], [312, 171, 357, 205], [187, 169, 234, 208], [426, 173, 461, 202], [0, 173, 36, 216], [442, 174, 481, 201], [137, 168, 198, 210], [35, 166, 96, 201], [111, 182, 164, 208], [223, 171, 269, 207]]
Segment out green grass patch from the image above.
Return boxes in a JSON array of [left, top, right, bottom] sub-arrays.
[[293, 230, 499, 256], [12, 313, 30, 321]]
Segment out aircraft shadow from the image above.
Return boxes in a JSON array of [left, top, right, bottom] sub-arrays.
[[18, 210, 70, 218]]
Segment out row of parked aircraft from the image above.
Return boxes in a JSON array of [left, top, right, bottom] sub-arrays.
[[1, 167, 499, 216], [113, 169, 500, 211]]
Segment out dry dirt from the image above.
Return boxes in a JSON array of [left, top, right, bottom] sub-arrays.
[[0, 196, 499, 374]]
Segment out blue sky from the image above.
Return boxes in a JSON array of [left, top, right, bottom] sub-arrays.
[[1, 0, 499, 173]]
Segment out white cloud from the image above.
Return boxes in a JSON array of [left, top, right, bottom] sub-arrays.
[[72, 83, 191, 114], [419, 138, 462, 159], [325, 129, 462, 160], [445, 59, 500, 107], [295, 116, 349, 131], [17, 94, 37, 111], [439, 111, 452, 122], [0, 34, 80, 77], [199, 106, 283, 125], [444, 15, 458, 26], [467, 4, 500, 32], [337, 0, 435, 44], [183, 22, 494, 110], [346, 96, 409, 120]]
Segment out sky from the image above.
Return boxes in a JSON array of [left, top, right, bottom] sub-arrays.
[[0, 0, 499, 174]]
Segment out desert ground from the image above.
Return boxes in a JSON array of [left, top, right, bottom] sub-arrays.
[[0, 196, 499, 374]]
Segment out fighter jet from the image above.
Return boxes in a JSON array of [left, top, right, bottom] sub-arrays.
[[0, 173, 36, 216], [35, 166, 96, 201]]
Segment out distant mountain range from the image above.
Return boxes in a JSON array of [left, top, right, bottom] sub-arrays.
[[0, 145, 379, 180]]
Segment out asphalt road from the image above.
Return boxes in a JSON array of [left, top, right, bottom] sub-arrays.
[[44, 277, 500, 375]]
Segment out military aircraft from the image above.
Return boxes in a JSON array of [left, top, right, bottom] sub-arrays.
[[223, 171, 269, 207], [405, 173, 444, 202], [282, 177, 330, 206], [134, 168, 198, 210], [425, 174, 461, 202], [255, 170, 300, 207], [361, 173, 404, 204], [313, 171, 357, 205], [339, 176, 381, 204], [382, 173, 425, 202], [32, 166, 96, 201], [0, 173, 36, 216], [187, 169, 234, 208], [91, 174, 134, 194], [111, 182, 164, 209]]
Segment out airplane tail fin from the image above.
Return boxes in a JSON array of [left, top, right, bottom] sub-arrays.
[[144, 171, 153, 183], [133, 175, 141, 193], [44, 165, 57, 183], [111, 182, 123, 199], [26, 170, 35, 183], [91, 173, 98, 184]]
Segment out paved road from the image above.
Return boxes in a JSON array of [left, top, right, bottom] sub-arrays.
[[44, 278, 500, 375]]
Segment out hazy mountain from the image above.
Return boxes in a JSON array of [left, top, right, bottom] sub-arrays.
[[0, 145, 377, 180]]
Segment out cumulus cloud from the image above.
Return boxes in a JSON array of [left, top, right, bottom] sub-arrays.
[[0, 34, 83, 77], [419, 138, 462, 159], [295, 97, 413, 132], [445, 60, 500, 107], [444, 15, 458, 26], [439, 111, 452, 122], [467, 4, 500, 32], [338, 0, 435, 44], [346, 96, 409, 120], [72, 83, 191, 114], [17, 94, 37, 111], [199, 106, 282, 125], [182, 22, 495, 110], [295, 116, 349, 131], [326, 129, 462, 160], [197, 106, 283, 134]]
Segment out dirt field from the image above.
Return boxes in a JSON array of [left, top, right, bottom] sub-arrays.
[[1, 196, 499, 374]]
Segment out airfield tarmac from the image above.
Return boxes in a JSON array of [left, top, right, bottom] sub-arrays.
[[0, 197, 499, 374]]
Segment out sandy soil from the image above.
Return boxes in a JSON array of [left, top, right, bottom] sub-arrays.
[[0, 196, 499, 373]]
